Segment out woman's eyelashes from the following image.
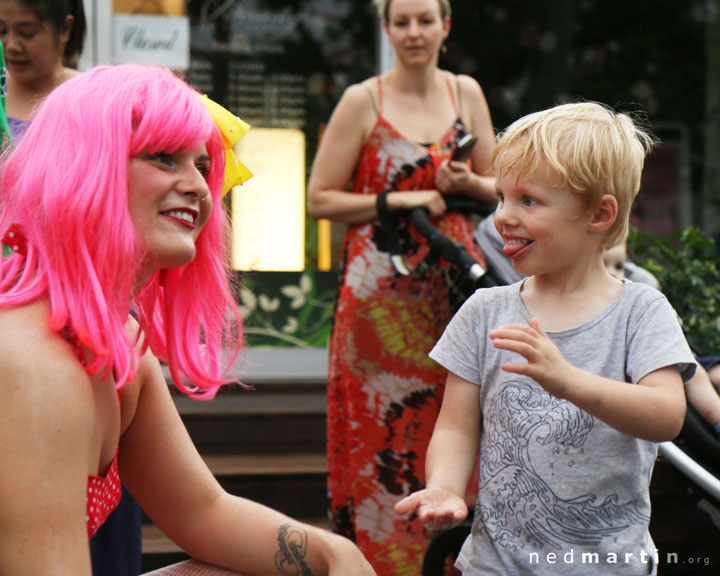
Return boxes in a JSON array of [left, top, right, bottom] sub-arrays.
[[196, 162, 210, 179], [148, 152, 174, 168], [146, 152, 210, 180]]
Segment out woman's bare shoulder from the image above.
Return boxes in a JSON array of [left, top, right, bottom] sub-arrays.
[[335, 79, 377, 116], [0, 302, 91, 396], [319, 78, 378, 150], [454, 73, 486, 98], [0, 303, 95, 449], [0, 302, 69, 364], [451, 73, 493, 137]]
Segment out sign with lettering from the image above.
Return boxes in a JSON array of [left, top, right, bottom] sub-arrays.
[[112, 14, 189, 69]]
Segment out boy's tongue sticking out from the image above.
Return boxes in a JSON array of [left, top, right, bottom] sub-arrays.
[[502, 238, 533, 260]]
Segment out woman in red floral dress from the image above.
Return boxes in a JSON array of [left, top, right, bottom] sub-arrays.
[[307, 0, 497, 573]]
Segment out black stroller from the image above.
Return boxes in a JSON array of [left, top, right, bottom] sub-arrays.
[[400, 203, 720, 575]]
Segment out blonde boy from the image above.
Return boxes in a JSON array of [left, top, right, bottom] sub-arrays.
[[396, 102, 696, 575]]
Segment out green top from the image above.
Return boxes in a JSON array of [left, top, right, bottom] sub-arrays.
[[0, 41, 11, 149], [0, 41, 10, 258]]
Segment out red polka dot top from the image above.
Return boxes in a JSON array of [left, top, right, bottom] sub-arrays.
[[86, 451, 121, 539]]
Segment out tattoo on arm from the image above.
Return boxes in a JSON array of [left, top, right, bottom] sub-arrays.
[[275, 523, 313, 576]]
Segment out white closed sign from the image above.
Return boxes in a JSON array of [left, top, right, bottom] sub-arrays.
[[112, 14, 189, 69]]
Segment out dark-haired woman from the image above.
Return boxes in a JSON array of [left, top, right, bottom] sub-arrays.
[[0, 0, 85, 143]]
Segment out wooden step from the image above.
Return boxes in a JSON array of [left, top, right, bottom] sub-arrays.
[[175, 389, 327, 416], [143, 525, 185, 556], [214, 475, 327, 519], [232, 348, 329, 387], [169, 348, 329, 455], [203, 453, 327, 476], [139, 455, 328, 523], [169, 348, 329, 423], [167, 348, 329, 398], [179, 411, 327, 456], [201, 453, 329, 517]]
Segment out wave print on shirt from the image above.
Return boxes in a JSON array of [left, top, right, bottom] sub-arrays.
[[478, 381, 648, 551]]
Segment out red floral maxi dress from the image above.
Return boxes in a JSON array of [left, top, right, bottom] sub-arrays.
[[327, 76, 485, 576]]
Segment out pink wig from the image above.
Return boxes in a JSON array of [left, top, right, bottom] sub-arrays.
[[0, 64, 242, 398]]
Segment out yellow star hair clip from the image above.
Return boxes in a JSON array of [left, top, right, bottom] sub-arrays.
[[198, 94, 253, 197]]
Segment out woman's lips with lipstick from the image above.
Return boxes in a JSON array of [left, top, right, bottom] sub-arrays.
[[161, 208, 198, 229]]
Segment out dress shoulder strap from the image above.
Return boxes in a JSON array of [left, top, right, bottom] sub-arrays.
[[376, 75, 383, 115], [454, 75, 463, 119], [445, 74, 460, 118], [445, 75, 460, 116], [364, 80, 379, 116]]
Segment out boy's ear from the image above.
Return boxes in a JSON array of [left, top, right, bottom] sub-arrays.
[[588, 194, 618, 233]]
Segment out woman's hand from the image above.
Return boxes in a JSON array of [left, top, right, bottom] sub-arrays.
[[394, 487, 469, 532], [387, 190, 447, 219], [435, 159, 474, 195]]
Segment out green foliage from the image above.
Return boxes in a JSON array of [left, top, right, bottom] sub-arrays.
[[628, 226, 720, 355], [237, 271, 336, 348]]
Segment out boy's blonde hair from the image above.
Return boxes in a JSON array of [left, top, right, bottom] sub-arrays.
[[373, 0, 451, 24], [492, 102, 656, 249]]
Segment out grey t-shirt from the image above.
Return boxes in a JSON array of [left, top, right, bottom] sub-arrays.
[[430, 279, 695, 576]]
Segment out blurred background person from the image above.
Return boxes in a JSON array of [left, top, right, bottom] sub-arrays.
[[604, 241, 720, 437], [0, 0, 85, 143], [602, 240, 660, 289], [307, 0, 496, 572], [0, 40, 10, 147]]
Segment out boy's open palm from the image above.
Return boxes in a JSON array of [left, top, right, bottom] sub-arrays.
[[394, 487, 468, 532], [489, 319, 573, 398]]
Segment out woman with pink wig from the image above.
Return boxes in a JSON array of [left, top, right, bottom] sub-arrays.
[[0, 64, 376, 576]]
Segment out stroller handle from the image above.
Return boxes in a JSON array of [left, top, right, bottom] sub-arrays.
[[410, 206, 486, 281], [659, 441, 720, 503]]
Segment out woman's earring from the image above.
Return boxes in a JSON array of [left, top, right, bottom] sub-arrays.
[[441, 43, 447, 54]]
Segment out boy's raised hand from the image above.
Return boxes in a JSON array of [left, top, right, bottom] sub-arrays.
[[489, 318, 573, 398], [394, 487, 469, 531]]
